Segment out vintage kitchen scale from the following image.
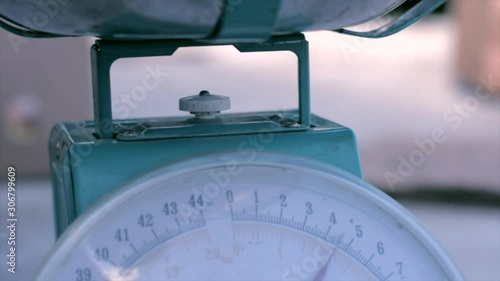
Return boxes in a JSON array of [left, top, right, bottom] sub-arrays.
[[1, 0, 464, 280]]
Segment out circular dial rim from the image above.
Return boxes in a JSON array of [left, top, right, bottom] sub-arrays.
[[36, 153, 464, 280]]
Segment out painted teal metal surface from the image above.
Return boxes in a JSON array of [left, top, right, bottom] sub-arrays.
[[114, 114, 308, 141], [91, 34, 310, 139], [49, 111, 363, 236]]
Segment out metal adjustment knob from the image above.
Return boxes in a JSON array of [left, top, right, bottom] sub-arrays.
[[179, 90, 230, 119]]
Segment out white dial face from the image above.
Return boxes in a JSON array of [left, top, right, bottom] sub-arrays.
[[38, 154, 462, 281]]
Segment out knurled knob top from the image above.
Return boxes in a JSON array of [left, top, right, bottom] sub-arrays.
[[179, 90, 230, 119]]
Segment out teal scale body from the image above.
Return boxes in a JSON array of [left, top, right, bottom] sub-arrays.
[[49, 111, 363, 236], [48, 34, 365, 237]]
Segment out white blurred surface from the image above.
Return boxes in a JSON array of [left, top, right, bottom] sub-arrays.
[[401, 201, 500, 281]]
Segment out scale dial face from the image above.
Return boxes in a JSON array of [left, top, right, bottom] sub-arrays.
[[37, 153, 462, 281]]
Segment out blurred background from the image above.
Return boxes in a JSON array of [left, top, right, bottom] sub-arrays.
[[0, 1, 499, 281]]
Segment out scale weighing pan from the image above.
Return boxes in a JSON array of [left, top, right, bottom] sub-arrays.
[[0, 0, 445, 39]]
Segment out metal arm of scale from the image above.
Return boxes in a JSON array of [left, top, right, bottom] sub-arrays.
[[91, 34, 311, 139], [89, 0, 309, 139]]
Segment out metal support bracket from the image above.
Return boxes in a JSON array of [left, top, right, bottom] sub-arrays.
[[91, 33, 311, 139]]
